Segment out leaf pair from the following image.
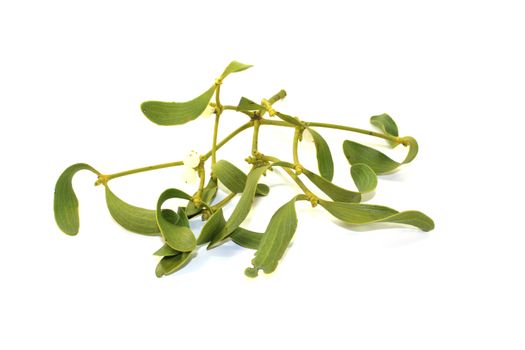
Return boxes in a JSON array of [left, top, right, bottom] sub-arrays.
[[344, 114, 418, 174], [141, 61, 252, 126]]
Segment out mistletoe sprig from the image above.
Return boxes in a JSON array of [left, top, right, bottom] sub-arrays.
[[53, 61, 434, 278]]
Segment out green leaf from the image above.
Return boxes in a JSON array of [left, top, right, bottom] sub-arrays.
[[220, 61, 253, 80], [231, 227, 263, 250], [307, 128, 334, 181], [370, 113, 399, 137], [153, 244, 179, 257], [155, 252, 192, 277], [237, 97, 263, 112], [302, 168, 361, 203], [197, 208, 226, 245], [186, 178, 218, 218], [342, 137, 418, 174], [54, 163, 100, 236], [208, 165, 270, 248], [104, 186, 160, 236], [141, 85, 216, 126], [319, 200, 435, 231], [213, 160, 269, 196], [245, 196, 300, 277], [350, 163, 377, 193], [156, 189, 196, 252]]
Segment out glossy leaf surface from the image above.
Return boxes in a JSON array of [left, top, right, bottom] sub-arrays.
[[54, 163, 99, 235], [319, 200, 434, 231], [141, 85, 216, 126], [245, 197, 300, 277]]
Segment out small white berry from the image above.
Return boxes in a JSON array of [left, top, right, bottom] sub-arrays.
[[182, 167, 198, 184], [183, 150, 200, 168]]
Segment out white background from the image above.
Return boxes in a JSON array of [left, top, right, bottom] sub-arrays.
[[1, 1, 524, 349]]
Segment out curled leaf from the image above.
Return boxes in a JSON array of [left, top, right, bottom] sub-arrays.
[[245, 196, 301, 278], [306, 128, 334, 181], [105, 186, 159, 235], [156, 189, 196, 252], [54, 163, 100, 235], [350, 163, 377, 193], [319, 200, 434, 231], [370, 113, 399, 138], [213, 160, 269, 196], [343, 137, 418, 174], [141, 85, 216, 126], [208, 165, 270, 249]]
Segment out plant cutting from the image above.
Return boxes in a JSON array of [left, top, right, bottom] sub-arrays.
[[53, 61, 434, 278]]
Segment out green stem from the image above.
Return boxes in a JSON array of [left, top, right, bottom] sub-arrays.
[[203, 121, 253, 160], [102, 161, 184, 182], [252, 120, 260, 155], [211, 113, 220, 167], [292, 127, 300, 165], [268, 89, 287, 105], [211, 192, 237, 211]]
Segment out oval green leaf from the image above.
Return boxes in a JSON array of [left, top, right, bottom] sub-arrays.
[[245, 196, 300, 278], [237, 97, 263, 112], [156, 189, 196, 252], [319, 200, 434, 231], [105, 186, 160, 235], [141, 85, 216, 126], [306, 128, 334, 181], [342, 137, 418, 175], [54, 163, 100, 236], [213, 160, 269, 196], [350, 163, 377, 193], [208, 165, 270, 249]]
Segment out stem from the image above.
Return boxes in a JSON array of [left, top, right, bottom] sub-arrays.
[[211, 192, 237, 211], [283, 167, 312, 195], [268, 89, 287, 105], [261, 119, 400, 143], [211, 114, 220, 166], [292, 127, 300, 164], [307, 121, 400, 143], [252, 120, 260, 155], [100, 122, 253, 184], [203, 121, 253, 160], [103, 161, 184, 182]]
